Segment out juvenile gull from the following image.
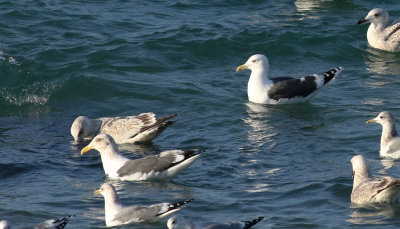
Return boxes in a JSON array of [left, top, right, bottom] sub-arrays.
[[0, 215, 73, 229], [357, 8, 400, 52], [367, 111, 400, 159], [95, 183, 193, 227], [236, 54, 343, 104], [350, 155, 400, 204], [167, 215, 264, 229], [81, 134, 200, 181], [71, 112, 177, 144]]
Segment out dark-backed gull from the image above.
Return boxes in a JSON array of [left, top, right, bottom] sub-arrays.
[[236, 54, 343, 104]]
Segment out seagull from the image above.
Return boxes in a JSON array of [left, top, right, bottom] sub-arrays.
[[81, 134, 201, 181], [167, 215, 264, 229], [367, 111, 400, 159], [70, 112, 177, 144], [94, 183, 193, 227], [0, 215, 73, 229], [350, 155, 400, 204], [357, 8, 400, 52], [236, 54, 343, 104]]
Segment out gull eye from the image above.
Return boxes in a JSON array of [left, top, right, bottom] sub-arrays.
[[380, 116, 383, 119], [252, 60, 258, 63], [374, 13, 379, 17]]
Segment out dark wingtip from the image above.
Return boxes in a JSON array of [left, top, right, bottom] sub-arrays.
[[357, 19, 368, 25], [156, 199, 194, 217], [185, 149, 202, 157], [243, 216, 264, 229], [53, 215, 75, 229]]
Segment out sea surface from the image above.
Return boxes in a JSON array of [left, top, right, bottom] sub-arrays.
[[1, 0, 400, 228]]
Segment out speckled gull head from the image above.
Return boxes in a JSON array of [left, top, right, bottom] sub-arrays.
[[358, 8, 389, 27], [236, 54, 269, 75], [71, 116, 96, 143], [350, 155, 371, 187], [366, 111, 395, 126]]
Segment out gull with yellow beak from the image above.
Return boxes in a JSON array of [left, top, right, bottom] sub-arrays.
[[350, 155, 400, 204], [94, 183, 193, 227], [236, 54, 343, 104], [367, 111, 400, 159], [81, 134, 200, 181]]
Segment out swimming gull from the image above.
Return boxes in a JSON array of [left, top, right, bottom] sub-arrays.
[[0, 215, 73, 229], [81, 134, 201, 181], [366, 111, 400, 159], [357, 8, 400, 52], [71, 112, 177, 144], [167, 215, 264, 229], [350, 154, 400, 204], [236, 54, 343, 104], [95, 183, 193, 227]]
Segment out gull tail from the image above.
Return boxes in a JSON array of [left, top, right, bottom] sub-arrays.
[[37, 215, 74, 229], [322, 67, 343, 85], [243, 216, 264, 229], [52, 215, 74, 229], [156, 199, 194, 217], [134, 113, 178, 143]]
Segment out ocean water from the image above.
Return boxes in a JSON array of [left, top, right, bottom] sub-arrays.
[[1, 0, 400, 228]]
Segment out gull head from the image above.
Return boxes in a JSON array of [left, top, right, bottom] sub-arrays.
[[366, 111, 395, 126], [236, 54, 269, 73], [94, 183, 120, 203], [71, 116, 92, 143], [81, 134, 117, 155], [358, 8, 389, 27], [351, 155, 371, 185]]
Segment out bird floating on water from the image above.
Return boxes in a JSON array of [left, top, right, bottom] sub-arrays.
[[350, 155, 400, 204], [236, 54, 342, 104], [0, 215, 73, 229], [81, 134, 201, 181], [167, 215, 264, 229], [367, 111, 400, 159], [358, 8, 400, 52], [71, 112, 177, 144], [95, 183, 193, 227]]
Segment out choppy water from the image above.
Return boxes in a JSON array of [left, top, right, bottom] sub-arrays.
[[1, 0, 400, 228]]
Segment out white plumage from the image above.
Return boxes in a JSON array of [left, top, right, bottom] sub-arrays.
[[81, 134, 200, 181], [236, 54, 342, 104], [358, 8, 400, 52]]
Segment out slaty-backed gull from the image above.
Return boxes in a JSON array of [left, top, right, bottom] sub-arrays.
[[236, 54, 343, 104]]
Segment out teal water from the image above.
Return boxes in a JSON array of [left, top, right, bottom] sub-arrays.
[[1, 0, 400, 228]]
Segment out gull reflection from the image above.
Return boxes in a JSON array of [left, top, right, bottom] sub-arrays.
[[243, 102, 278, 148], [364, 47, 400, 76], [348, 205, 400, 225]]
